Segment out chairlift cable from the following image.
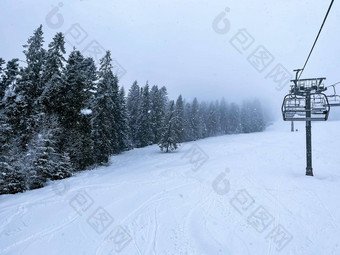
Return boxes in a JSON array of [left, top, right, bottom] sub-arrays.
[[298, 0, 335, 80]]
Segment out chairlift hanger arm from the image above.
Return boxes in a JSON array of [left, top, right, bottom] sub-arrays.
[[293, 69, 302, 87], [330, 85, 336, 96]]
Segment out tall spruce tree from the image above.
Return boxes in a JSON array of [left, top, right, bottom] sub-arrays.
[[127, 81, 141, 147], [21, 25, 46, 101], [219, 98, 228, 134], [0, 161, 25, 195], [1, 59, 20, 94], [240, 100, 265, 133], [214, 100, 221, 135], [78, 57, 97, 167], [2, 59, 22, 140], [40, 32, 66, 114], [159, 100, 179, 152], [183, 102, 193, 141], [251, 99, 265, 132], [174, 95, 184, 142], [191, 98, 201, 140], [0, 58, 6, 100], [110, 74, 121, 154], [135, 82, 153, 147], [0, 112, 25, 194], [58, 50, 79, 167], [199, 101, 208, 138], [14, 25, 46, 148], [150, 85, 168, 144], [25, 115, 72, 189], [54, 152, 73, 180], [116, 87, 129, 151], [206, 101, 221, 136], [91, 51, 116, 163], [57, 50, 96, 170], [228, 103, 241, 134], [240, 101, 252, 133]]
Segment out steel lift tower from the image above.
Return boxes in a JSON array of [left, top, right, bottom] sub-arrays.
[[282, 69, 330, 176]]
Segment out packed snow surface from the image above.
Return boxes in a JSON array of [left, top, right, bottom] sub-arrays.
[[1, 121, 340, 255]]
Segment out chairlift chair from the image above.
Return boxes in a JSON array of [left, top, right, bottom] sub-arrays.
[[282, 93, 330, 121], [326, 85, 340, 106]]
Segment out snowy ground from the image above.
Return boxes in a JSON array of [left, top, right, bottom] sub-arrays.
[[1, 120, 340, 255]]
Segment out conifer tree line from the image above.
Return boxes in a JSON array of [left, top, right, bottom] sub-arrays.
[[0, 26, 267, 194]]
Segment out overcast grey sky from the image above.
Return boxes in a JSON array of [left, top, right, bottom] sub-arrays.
[[1, 0, 339, 119]]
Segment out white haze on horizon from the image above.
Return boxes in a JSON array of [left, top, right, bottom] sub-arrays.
[[1, 0, 339, 120]]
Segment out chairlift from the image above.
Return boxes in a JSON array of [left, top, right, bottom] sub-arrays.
[[326, 84, 340, 106], [280, 0, 335, 176], [282, 93, 330, 121]]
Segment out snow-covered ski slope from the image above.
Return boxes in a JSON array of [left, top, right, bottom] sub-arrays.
[[1, 121, 340, 255]]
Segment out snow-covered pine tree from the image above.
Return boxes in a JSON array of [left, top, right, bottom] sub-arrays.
[[0, 114, 11, 156], [183, 102, 194, 141], [1, 59, 20, 94], [206, 101, 217, 137], [0, 58, 6, 100], [1, 59, 23, 142], [79, 57, 97, 167], [150, 85, 168, 144], [240, 100, 252, 133], [21, 25, 46, 101], [135, 82, 153, 147], [13, 25, 46, 148], [60, 49, 94, 170], [214, 100, 222, 135], [0, 161, 25, 195], [191, 98, 201, 140], [110, 74, 121, 155], [0, 57, 5, 70], [219, 98, 229, 134], [206, 100, 221, 136], [150, 85, 159, 118], [116, 87, 129, 151], [91, 51, 116, 164], [0, 112, 25, 194], [240, 100, 266, 133], [251, 99, 265, 132], [29, 135, 56, 186], [82, 57, 97, 100], [39, 32, 66, 114], [25, 115, 72, 189], [53, 152, 73, 180], [25, 131, 54, 189], [174, 95, 184, 142], [198, 101, 208, 138], [227, 102, 241, 134], [150, 85, 159, 143], [127, 81, 141, 147], [159, 100, 179, 152]]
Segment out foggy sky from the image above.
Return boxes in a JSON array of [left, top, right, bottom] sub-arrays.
[[1, 0, 339, 119]]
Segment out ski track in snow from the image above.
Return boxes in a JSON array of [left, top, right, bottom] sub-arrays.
[[1, 121, 340, 254]]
